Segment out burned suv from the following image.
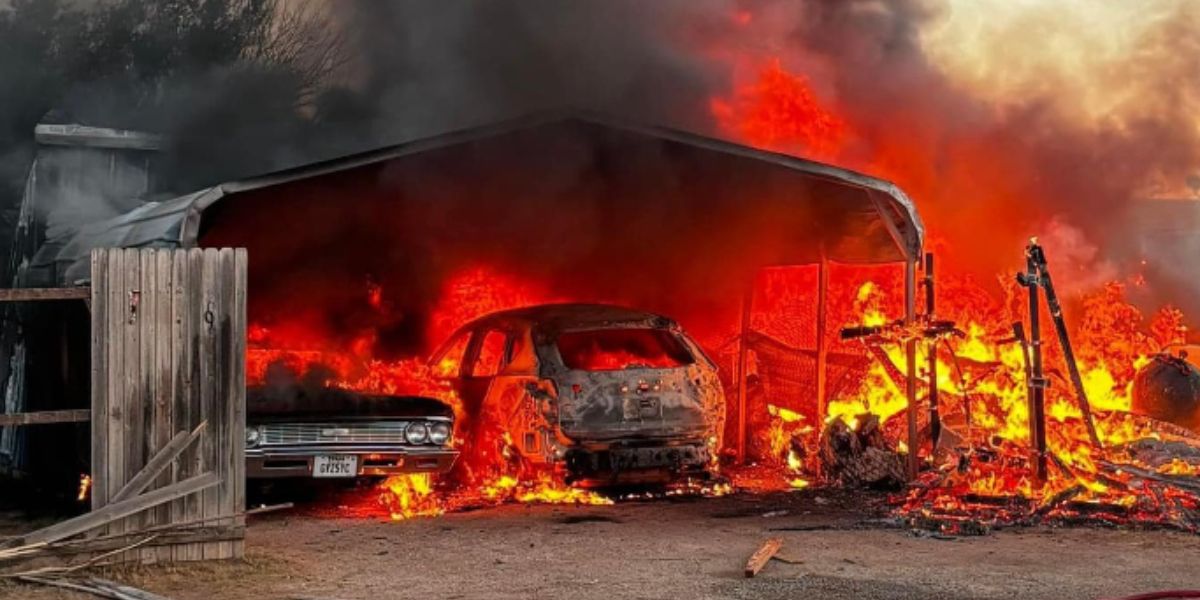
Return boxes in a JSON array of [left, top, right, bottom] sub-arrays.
[[245, 386, 459, 480], [431, 304, 724, 486]]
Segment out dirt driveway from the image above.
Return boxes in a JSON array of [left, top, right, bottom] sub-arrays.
[[3, 490, 1199, 600]]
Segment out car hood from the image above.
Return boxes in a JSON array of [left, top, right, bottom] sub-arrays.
[[247, 385, 454, 423]]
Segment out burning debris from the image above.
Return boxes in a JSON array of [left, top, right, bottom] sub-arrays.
[[823, 242, 1200, 534], [819, 415, 906, 490], [222, 199, 1200, 535]]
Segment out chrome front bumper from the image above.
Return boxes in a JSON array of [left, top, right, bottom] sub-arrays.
[[245, 445, 459, 479]]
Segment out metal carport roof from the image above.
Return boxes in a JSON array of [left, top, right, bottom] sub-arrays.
[[31, 110, 923, 286]]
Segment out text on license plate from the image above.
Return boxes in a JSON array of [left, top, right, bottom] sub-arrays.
[[312, 455, 358, 478]]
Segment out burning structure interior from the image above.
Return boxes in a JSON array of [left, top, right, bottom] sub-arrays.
[[6, 110, 1200, 534], [5, 111, 922, 500]]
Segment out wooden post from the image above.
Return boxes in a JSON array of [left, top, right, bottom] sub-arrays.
[[904, 258, 919, 480], [735, 279, 754, 464], [90, 248, 246, 562]]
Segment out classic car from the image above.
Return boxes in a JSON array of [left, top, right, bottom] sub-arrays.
[[430, 303, 724, 486], [244, 385, 458, 479]]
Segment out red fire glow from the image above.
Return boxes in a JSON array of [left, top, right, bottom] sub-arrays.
[[709, 58, 848, 159]]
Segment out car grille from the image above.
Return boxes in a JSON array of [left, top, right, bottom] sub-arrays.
[[258, 422, 414, 446]]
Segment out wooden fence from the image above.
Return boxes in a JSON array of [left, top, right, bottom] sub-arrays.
[[89, 248, 247, 561]]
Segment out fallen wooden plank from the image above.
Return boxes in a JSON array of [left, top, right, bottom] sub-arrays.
[[0, 409, 91, 427], [744, 537, 784, 578], [110, 421, 206, 503], [5, 527, 243, 561], [0, 287, 90, 302], [87, 577, 173, 600], [1099, 461, 1200, 494], [17, 575, 124, 599], [0, 542, 48, 560], [2, 535, 158, 579], [21, 473, 218, 546]]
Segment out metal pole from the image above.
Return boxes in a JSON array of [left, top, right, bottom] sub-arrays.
[[904, 259, 919, 479], [1023, 252, 1049, 485], [815, 258, 829, 425], [924, 253, 940, 450], [734, 279, 754, 464]]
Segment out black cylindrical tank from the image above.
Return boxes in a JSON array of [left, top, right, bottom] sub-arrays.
[[1132, 353, 1200, 432]]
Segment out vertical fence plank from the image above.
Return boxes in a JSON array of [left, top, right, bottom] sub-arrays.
[[198, 249, 217, 560], [179, 249, 201, 561], [90, 251, 108, 511], [185, 248, 203, 561], [122, 248, 142, 548], [105, 249, 125, 536], [230, 248, 247, 559], [169, 249, 187, 562], [152, 249, 173, 562], [136, 249, 155, 563]]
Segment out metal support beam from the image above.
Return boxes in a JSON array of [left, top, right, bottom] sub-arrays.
[[815, 258, 829, 425], [925, 253, 940, 450], [904, 259, 919, 479], [735, 279, 754, 464]]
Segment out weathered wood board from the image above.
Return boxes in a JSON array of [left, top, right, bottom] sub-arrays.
[[90, 248, 246, 562]]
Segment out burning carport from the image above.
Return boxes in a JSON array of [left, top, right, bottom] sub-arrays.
[[19, 110, 924, 478]]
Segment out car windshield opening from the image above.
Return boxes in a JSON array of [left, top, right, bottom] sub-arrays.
[[556, 328, 694, 371]]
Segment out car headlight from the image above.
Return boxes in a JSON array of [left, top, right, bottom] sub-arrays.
[[405, 422, 429, 444], [245, 426, 262, 448], [428, 421, 451, 445]]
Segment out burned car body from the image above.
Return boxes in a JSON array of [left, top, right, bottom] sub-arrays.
[[244, 386, 458, 479], [431, 303, 724, 486]]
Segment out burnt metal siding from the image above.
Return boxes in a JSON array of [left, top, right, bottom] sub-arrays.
[[91, 247, 246, 562]]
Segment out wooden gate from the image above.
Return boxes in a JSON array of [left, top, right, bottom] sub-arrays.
[[89, 248, 247, 561]]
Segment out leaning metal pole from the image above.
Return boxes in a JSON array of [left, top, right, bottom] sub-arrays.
[[924, 252, 941, 449], [904, 258, 919, 479], [1027, 240, 1104, 449]]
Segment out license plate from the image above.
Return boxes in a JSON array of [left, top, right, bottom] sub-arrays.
[[312, 455, 358, 478]]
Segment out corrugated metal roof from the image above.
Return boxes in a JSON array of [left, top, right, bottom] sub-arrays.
[[32, 110, 924, 284]]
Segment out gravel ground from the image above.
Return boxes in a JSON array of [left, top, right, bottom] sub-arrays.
[[3, 489, 1199, 600]]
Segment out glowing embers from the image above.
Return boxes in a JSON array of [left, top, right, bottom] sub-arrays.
[[481, 473, 613, 506]]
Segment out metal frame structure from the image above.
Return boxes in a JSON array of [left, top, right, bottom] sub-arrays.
[[25, 110, 927, 478]]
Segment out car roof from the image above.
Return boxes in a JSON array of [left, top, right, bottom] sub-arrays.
[[460, 303, 674, 336]]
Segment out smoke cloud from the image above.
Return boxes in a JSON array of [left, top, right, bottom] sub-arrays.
[[9, 0, 1200, 314], [305, 1, 1200, 289]]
